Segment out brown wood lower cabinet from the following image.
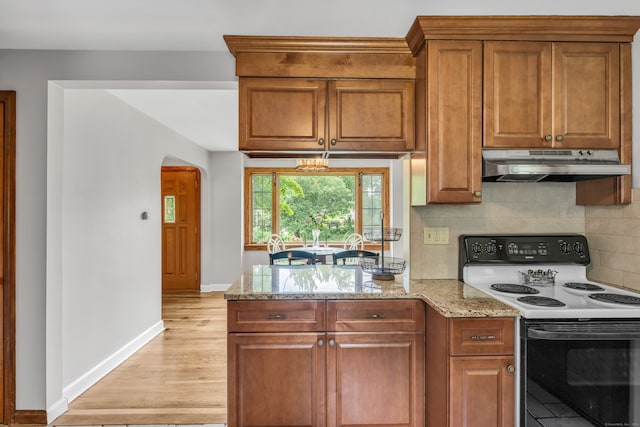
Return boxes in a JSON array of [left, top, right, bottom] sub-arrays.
[[227, 299, 425, 427], [426, 305, 516, 427]]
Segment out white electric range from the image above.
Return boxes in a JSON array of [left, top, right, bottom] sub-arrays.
[[459, 234, 640, 319], [459, 234, 640, 427]]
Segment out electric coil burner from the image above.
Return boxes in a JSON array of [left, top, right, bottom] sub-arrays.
[[490, 283, 539, 294], [516, 295, 565, 307], [459, 234, 640, 427], [588, 292, 640, 305], [563, 281, 604, 291]]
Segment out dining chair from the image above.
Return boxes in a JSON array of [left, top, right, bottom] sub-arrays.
[[343, 233, 365, 250], [267, 233, 286, 254], [333, 249, 379, 265], [269, 250, 317, 265]]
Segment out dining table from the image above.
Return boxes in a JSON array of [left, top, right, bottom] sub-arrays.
[[287, 245, 344, 264]]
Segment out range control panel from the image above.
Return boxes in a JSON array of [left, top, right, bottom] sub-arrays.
[[459, 234, 590, 265]]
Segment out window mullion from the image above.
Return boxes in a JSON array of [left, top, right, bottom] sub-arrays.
[[272, 171, 279, 235]]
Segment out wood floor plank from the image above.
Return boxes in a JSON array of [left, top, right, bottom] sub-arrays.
[[52, 291, 228, 426]]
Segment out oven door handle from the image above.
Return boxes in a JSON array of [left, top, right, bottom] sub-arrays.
[[528, 323, 640, 340]]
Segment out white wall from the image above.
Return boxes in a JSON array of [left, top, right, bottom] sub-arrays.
[[1, 0, 640, 415], [59, 89, 212, 393]]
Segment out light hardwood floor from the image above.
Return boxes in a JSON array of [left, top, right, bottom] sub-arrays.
[[52, 292, 228, 426]]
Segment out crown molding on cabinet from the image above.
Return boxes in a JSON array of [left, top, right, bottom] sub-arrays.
[[223, 35, 415, 78], [406, 16, 640, 54]]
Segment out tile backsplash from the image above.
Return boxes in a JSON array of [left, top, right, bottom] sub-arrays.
[[410, 182, 585, 279], [585, 188, 640, 292]]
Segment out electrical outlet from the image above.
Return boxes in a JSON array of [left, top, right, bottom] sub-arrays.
[[424, 227, 449, 245]]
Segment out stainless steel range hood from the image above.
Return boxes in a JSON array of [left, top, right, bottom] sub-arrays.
[[482, 149, 630, 182]]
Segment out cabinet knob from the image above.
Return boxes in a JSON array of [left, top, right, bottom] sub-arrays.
[[318, 339, 324, 347], [330, 138, 337, 146], [328, 338, 336, 347], [507, 364, 515, 373], [473, 191, 482, 198], [544, 134, 553, 142], [318, 138, 325, 146], [556, 134, 564, 142]]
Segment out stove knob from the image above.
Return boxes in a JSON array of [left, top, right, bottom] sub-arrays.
[[485, 242, 497, 255], [471, 242, 483, 255], [559, 241, 570, 254], [573, 242, 585, 255]]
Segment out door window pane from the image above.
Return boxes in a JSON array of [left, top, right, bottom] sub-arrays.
[[164, 195, 175, 223]]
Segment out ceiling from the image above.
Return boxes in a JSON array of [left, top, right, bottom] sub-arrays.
[[0, 0, 429, 151], [2, 0, 638, 150]]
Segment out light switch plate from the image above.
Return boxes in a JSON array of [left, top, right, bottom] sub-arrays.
[[424, 227, 449, 245]]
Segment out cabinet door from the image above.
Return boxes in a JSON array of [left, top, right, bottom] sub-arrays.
[[484, 41, 552, 148], [553, 43, 620, 149], [326, 332, 424, 427], [449, 356, 515, 427], [227, 332, 326, 427], [328, 79, 414, 152], [425, 41, 483, 203], [238, 78, 327, 151]]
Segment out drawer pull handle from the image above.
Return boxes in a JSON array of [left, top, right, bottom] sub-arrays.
[[471, 335, 496, 341], [367, 313, 385, 319], [266, 314, 287, 320]]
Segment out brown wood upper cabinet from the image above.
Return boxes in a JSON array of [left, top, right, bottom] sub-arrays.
[[225, 35, 416, 155], [411, 40, 483, 205], [239, 77, 415, 153], [406, 16, 640, 206], [484, 41, 620, 149]]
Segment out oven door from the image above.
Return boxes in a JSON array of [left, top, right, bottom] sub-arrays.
[[521, 319, 640, 427]]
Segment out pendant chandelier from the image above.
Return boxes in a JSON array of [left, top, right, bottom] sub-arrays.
[[295, 151, 329, 172]]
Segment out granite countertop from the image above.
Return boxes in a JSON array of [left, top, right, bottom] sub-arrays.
[[224, 264, 518, 318]]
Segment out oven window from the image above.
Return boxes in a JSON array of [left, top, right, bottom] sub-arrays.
[[525, 338, 640, 426]]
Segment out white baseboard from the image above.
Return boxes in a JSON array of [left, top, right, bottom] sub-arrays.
[[47, 396, 69, 424], [201, 283, 231, 292], [62, 320, 165, 404]]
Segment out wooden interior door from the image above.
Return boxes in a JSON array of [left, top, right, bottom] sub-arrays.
[[161, 167, 200, 293]]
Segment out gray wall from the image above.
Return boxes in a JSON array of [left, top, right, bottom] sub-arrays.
[[0, 50, 235, 411]]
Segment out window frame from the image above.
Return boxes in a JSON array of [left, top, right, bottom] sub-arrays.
[[244, 167, 390, 251]]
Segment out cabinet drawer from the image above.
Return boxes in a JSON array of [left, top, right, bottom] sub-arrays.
[[227, 300, 326, 332], [327, 300, 425, 332], [449, 317, 514, 356]]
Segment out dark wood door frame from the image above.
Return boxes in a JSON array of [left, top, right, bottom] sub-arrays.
[[1, 91, 17, 424]]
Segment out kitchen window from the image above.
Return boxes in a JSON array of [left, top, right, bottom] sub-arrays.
[[244, 167, 389, 250]]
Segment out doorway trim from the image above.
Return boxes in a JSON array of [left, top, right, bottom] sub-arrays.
[[1, 91, 17, 423]]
